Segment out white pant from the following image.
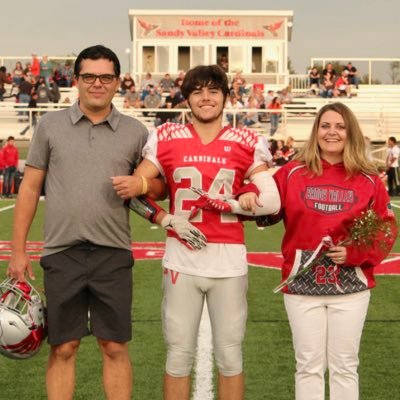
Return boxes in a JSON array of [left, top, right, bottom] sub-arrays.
[[284, 291, 370, 400], [162, 269, 248, 377]]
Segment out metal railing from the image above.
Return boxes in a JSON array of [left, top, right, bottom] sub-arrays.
[[2, 103, 399, 142]]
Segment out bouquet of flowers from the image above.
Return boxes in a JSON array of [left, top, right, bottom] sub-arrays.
[[273, 208, 395, 293]]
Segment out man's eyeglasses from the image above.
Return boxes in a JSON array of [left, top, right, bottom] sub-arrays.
[[78, 74, 117, 84]]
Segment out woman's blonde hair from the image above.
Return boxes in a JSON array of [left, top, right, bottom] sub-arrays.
[[295, 102, 378, 176]]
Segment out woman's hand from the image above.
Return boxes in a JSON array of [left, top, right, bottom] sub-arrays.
[[326, 246, 347, 265], [238, 192, 263, 215]]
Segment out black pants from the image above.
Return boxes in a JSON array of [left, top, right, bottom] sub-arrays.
[[387, 167, 400, 196]]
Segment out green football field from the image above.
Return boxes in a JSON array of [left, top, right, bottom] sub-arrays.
[[0, 199, 399, 400]]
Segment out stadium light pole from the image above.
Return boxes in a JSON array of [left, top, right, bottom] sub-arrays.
[[125, 48, 131, 74]]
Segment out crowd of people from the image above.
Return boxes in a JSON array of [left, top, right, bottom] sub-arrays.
[[1, 55, 290, 138], [120, 69, 291, 137], [0, 54, 64, 131], [308, 62, 360, 98], [1, 45, 397, 400]]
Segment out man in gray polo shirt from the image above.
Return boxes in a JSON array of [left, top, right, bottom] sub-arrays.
[[7, 45, 149, 400]]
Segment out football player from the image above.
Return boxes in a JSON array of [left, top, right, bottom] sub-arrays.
[[112, 65, 280, 400]]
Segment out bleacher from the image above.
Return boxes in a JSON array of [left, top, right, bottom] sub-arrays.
[[1, 83, 400, 148]]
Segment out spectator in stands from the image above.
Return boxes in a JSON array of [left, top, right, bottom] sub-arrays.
[[273, 139, 289, 166], [0, 66, 12, 101], [158, 73, 175, 93], [285, 136, 297, 160], [386, 136, 400, 196], [164, 86, 185, 109], [230, 80, 244, 105], [31, 53, 40, 80], [252, 85, 266, 109], [253, 85, 269, 121], [141, 72, 156, 92], [269, 138, 278, 156], [309, 67, 320, 93], [143, 85, 162, 116], [322, 62, 337, 79], [218, 53, 229, 72], [242, 96, 259, 127], [265, 89, 275, 105], [17, 75, 33, 119], [49, 78, 61, 103], [2, 136, 19, 198], [36, 78, 51, 104], [225, 94, 244, 127], [320, 71, 335, 98], [334, 70, 351, 98], [154, 86, 185, 126], [119, 72, 135, 95], [174, 70, 185, 93], [61, 63, 74, 87], [12, 61, 24, 87], [278, 87, 293, 104], [267, 96, 282, 136], [23, 62, 32, 75], [19, 92, 39, 136], [232, 71, 247, 95], [40, 55, 52, 87], [124, 84, 142, 108], [344, 62, 359, 89]]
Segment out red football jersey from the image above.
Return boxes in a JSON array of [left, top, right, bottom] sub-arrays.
[[144, 122, 271, 244]]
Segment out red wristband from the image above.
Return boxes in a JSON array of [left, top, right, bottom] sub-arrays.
[[235, 183, 260, 199]]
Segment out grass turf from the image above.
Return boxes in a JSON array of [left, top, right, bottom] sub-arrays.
[[0, 201, 399, 399]]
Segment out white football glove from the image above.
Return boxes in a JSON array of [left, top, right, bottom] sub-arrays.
[[161, 214, 207, 250]]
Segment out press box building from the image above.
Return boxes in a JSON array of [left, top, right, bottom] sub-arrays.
[[128, 9, 294, 86]]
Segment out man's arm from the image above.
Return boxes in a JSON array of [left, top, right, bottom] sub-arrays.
[[8, 166, 46, 282]]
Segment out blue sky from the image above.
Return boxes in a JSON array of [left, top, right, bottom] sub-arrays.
[[2, 0, 399, 76]]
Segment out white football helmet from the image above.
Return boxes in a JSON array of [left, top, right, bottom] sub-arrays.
[[0, 278, 46, 360]]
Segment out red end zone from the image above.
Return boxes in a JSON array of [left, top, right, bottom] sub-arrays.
[[0, 241, 399, 275]]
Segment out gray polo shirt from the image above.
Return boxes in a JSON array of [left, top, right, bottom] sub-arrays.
[[26, 102, 148, 256]]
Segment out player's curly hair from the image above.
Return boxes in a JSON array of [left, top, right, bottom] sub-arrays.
[[181, 65, 230, 102], [295, 102, 378, 177]]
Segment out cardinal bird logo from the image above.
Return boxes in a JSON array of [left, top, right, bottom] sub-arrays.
[[262, 20, 284, 37], [138, 19, 159, 37]]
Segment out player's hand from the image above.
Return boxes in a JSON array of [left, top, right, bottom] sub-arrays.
[[238, 192, 263, 215], [111, 176, 143, 199], [7, 251, 35, 282], [189, 187, 233, 219], [161, 214, 207, 250]]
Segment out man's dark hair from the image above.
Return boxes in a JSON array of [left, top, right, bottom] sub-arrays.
[[74, 45, 121, 77], [389, 136, 397, 144], [7, 136, 15, 141], [0, 66, 6, 73], [181, 65, 229, 102]]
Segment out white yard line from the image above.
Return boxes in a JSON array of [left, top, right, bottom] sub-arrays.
[[0, 204, 15, 212], [390, 202, 400, 209], [193, 300, 214, 400]]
